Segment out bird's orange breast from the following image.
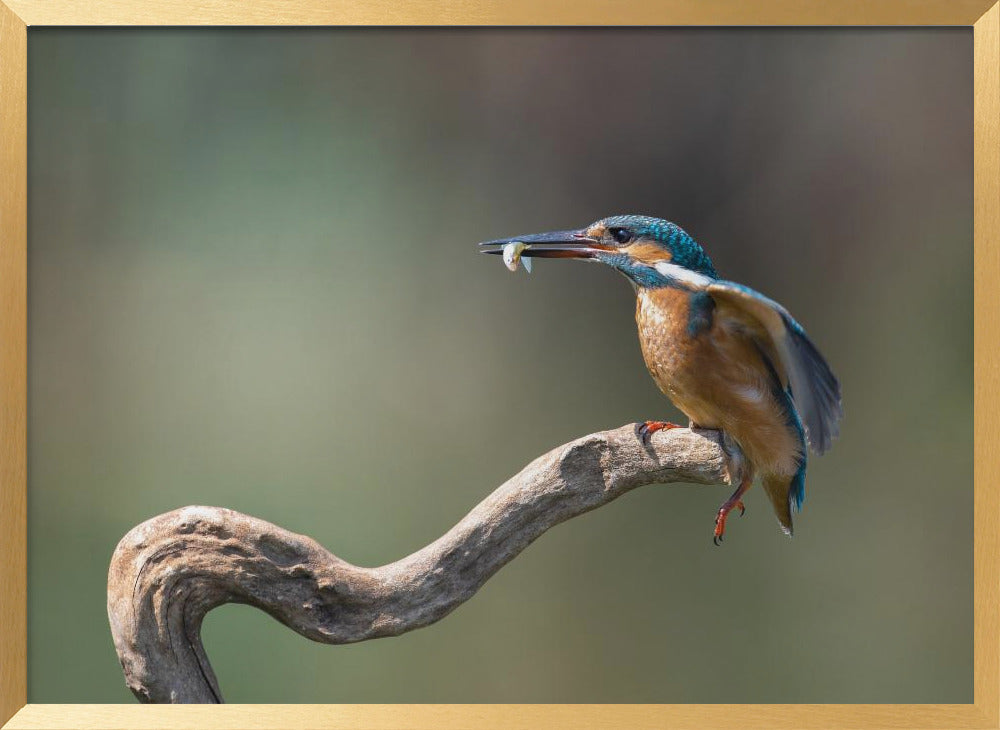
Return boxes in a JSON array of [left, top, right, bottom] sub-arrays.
[[636, 287, 801, 477]]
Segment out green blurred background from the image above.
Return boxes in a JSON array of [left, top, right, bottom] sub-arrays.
[[27, 28, 972, 703]]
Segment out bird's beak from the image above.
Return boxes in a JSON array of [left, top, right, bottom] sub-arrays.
[[478, 229, 609, 259]]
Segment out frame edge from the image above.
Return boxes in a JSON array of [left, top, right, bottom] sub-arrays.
[[974, 2, 1000, 724], [0, 0, 27, 727], [4, 0, 1000, 27]]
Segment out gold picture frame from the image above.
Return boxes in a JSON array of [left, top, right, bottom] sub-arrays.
[[1, 1, 997, 727]]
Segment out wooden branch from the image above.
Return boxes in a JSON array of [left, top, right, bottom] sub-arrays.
[[107, 424, 733, 703]]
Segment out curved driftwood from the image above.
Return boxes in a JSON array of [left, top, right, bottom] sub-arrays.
[[107, 424, 735, 703]]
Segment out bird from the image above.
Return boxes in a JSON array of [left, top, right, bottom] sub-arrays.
[[480, 215, 842, 543]]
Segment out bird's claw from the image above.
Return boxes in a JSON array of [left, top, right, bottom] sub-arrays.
[[637, 420, 682, 446], [713, 494, 748, 545], [713, 502, 743, 545]]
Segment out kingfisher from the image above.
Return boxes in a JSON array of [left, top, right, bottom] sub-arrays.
[[480, 215, 842, 543]]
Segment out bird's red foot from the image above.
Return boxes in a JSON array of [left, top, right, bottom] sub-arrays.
[[712, 500, 746, 546], [638, 420, 682, 446]]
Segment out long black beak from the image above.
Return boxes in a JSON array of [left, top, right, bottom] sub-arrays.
[[478, 229, 608, 259]]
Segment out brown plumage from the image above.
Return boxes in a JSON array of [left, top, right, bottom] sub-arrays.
[[636, 287, 803, 533]]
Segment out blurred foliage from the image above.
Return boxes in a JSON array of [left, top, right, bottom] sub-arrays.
[[27, 28, 971, 702]]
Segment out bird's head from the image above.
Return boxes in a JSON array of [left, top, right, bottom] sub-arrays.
[[480, 214, 717, 288]]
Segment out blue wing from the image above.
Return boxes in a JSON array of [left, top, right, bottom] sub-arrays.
[[706, 281, 842, 454]]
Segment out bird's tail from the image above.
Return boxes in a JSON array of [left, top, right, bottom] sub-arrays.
[[761, 466, 805, 537]]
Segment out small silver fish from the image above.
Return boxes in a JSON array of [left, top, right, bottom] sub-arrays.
[[502, 241, 532, 273]]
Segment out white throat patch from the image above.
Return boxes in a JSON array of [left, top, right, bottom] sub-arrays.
[[653, 261, 713, 288]]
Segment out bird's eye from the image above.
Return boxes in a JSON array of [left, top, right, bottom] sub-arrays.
[[609, 227, 632, 244]]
